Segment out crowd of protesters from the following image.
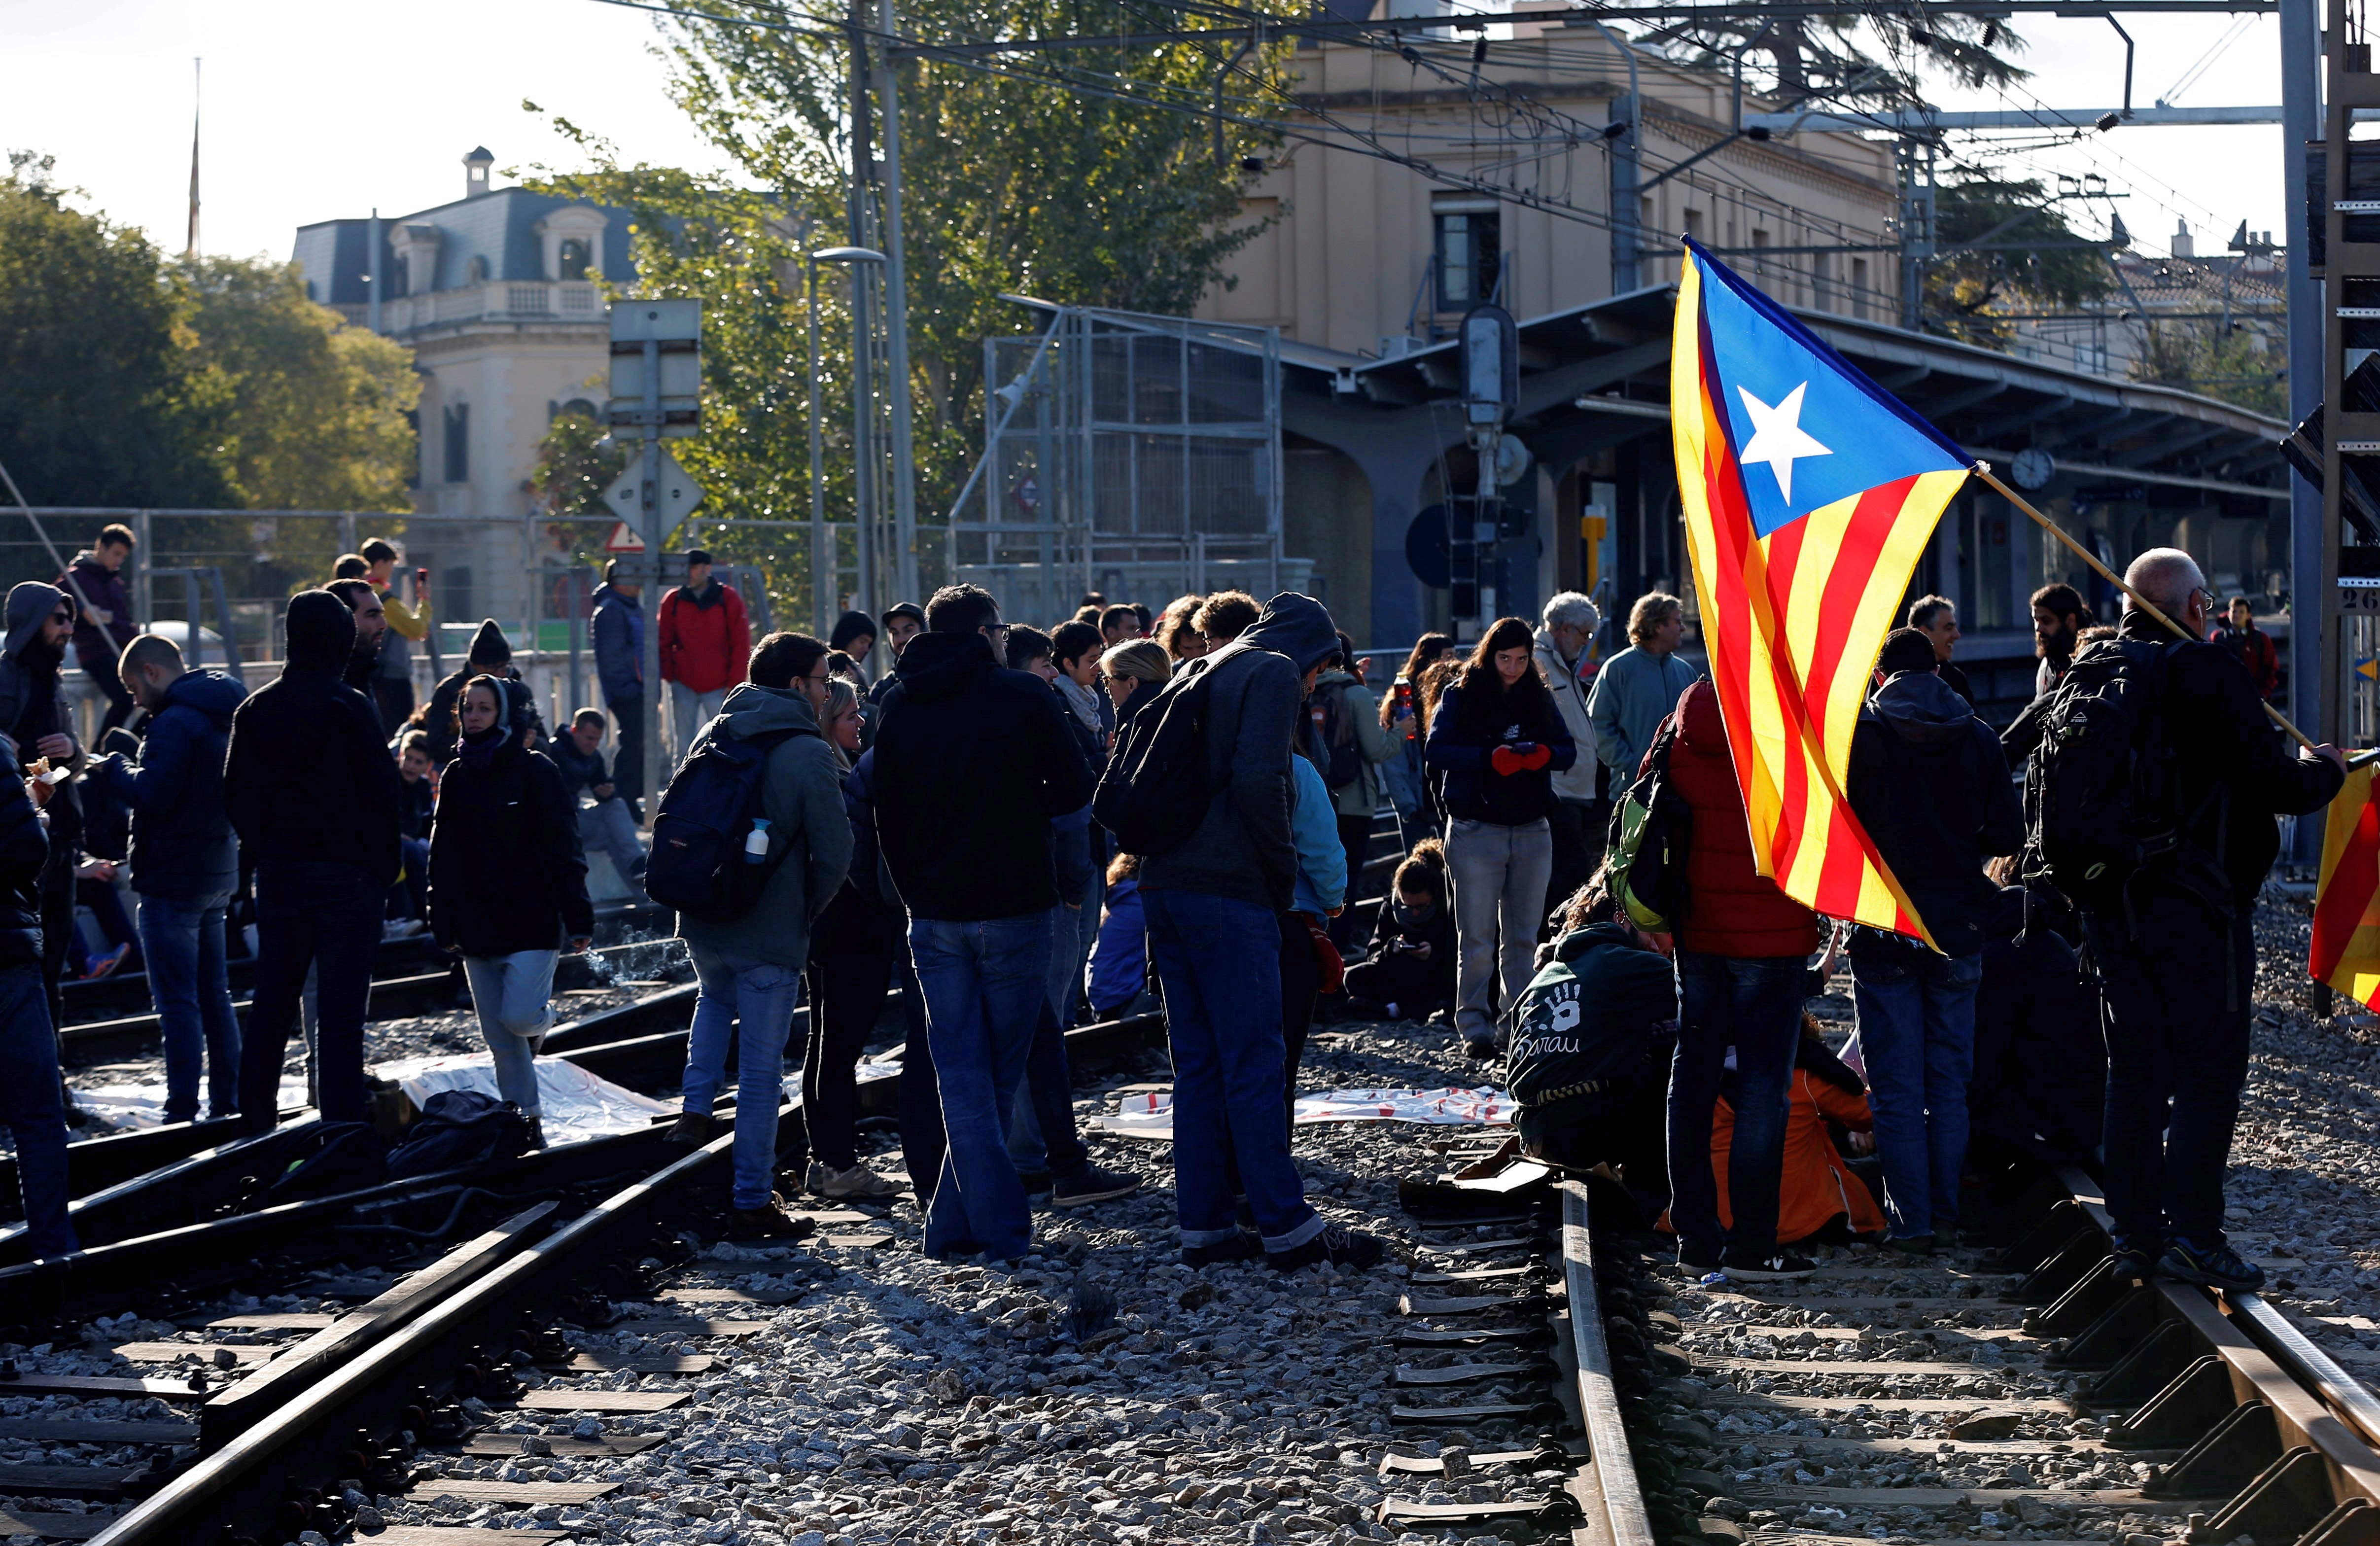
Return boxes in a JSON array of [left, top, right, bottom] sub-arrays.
[[0, 520, 2345, 1300]]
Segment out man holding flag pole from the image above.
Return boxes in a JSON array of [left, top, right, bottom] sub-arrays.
[[1670, 236, 2345, 1293]]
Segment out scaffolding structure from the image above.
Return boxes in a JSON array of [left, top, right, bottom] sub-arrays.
[[961, 305, 1300, 621]]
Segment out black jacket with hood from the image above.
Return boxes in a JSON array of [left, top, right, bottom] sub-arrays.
[[1846, 668, 2025, 959], [0, 735, 49, 970], [1138, 592, 1341, 914], [224, 590, 407, 886], [872, 630, 1095, 920], [1505, 921, 1678, 1148], [89, 669, 246, 900], [428, 726, 595, 956]]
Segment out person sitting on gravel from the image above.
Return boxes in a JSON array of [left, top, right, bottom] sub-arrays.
[[1506, 869, 1675, 1199], [1085, 853, 1153, 1020], [1342, 839, 1455, 1024], [551, 707, 648, 884], [1665, 677, 1822, 1283], [429, 675, 594, 1150], [1131, 592, 1385, 1273], [1680, 1016, 1885, 1249]]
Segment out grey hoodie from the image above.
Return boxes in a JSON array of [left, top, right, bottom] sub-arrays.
[[1140, 592, 1341, 914], [675, 682, 854, 970]]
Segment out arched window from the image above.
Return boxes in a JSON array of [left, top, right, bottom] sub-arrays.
[[558, 239, 592, 281], [389, 254, 410, 300], [467, 254, 490, 284]]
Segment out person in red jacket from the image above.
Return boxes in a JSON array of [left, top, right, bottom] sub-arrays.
[[2211, 596, 2280, 703], [1662, 677, 1822, 1283], [658, 550, 752, 758]]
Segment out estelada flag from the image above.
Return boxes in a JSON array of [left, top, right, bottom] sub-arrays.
[[1671, 238, 1972, 943], [2311, 761, 2380, 1007]]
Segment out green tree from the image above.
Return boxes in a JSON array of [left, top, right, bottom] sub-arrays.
[[1924, 173, 2117, 346], [176, 254, 421, 511], [2132, 320, 2286, 416], [530, 407, 629, 521], [528, 0, 1286, 621], [1633, 10, 2024, 106], [0, 152, 228, 506]]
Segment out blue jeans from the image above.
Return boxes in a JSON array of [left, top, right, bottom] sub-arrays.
[[0, 962, 75, 1258], [909, 913, 1052, 1260], [137, 892, 239, 1124], [578, 798, 645, 881], [1670, 950, 1804, 1257], [682, 943, 804, 1210], [240, 862, 383, 1134], [1009, 894, 1098, 1179], [669, 682, 729, 760], [463, 949, 559, 1116], [1853, 945, 1983, 1239], [1142, 888, 1324, 1254]]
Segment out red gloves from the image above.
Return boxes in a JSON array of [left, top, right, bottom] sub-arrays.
[[1490, 742, 1550, 776]]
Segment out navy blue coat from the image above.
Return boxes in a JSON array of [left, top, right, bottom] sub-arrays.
[[89, 669, 245, 901], [590, 585, 644, 708]]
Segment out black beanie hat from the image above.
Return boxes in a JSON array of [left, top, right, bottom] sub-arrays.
[[284, 590, 357, 674], [468, 619, 511, 667], [830, 610, 878, 652]]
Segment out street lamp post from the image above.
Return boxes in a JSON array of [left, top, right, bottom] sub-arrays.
[[813, 245, 888, 620]]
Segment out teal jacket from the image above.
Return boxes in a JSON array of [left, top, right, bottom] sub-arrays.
[[1587, 645, 1702, 779], [1290, 751, 1347, 916]]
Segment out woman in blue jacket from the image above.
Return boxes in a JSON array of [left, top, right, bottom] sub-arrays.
[[1424, 616, 1576, 1058]]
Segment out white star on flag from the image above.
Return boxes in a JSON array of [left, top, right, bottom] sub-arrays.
[[1735, 382, 1832, 504]]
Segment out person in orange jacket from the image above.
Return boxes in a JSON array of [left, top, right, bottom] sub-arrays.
[[1667, 1016, 1885, 1247], [657, 549, 751, 758]]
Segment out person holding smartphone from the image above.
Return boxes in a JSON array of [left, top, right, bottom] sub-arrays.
[[360, 540, 430, 733]]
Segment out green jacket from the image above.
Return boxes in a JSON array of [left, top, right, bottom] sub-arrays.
[[1312, 669, 1398, 819], [1506, 922, 1678, 1146]]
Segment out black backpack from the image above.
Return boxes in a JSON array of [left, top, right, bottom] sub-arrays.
[[385, 1089, 536, 1182], [1311, 683, 1364, 790], [2025, 637, 2224, 916], [643, 719, 800, 919], [1095, 664, 1218, 858], [1603, 715, 1692, 933]]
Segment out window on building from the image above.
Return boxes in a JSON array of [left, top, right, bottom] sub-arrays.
[[443, 403, 470, 484], [558, 239, 591, 281], [390, 254, 410, 300], [1682, 208, 1703, 243], [467, 254, 490, 284], [404, 409, 420, 491], [1434, 200, 1501, 311], [1852, 256, 1871, 318]]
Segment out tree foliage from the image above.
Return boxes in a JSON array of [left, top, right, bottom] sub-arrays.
[[1924, 173, 2117, 346], [530, 407, 630, 522], [177, 255, 421, 511], [1630, 8, 2024, 107], [0, 152, 229, 506], [527, 0, 1288, 622], [2132, 320, 2286, 417]]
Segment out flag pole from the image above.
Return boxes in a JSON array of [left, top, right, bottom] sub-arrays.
[[1974, 460, 2322, 753]]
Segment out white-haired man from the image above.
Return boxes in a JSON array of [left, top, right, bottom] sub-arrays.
[[2084, 548, 2342, 1292], [1535, 591, 1605, 908]]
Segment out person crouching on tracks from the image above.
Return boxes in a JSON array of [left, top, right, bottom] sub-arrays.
[[428, 675, 594, 1152], [1843, 627, 2024, 1256], [0, 732, 76, 1257], [1341, 839, 1455, 1024], [1505, 868, 1676, 1209], [669, 632, 852, 1240], [227, 592, 407, 1137], [2042, 550, 2342, 1292]]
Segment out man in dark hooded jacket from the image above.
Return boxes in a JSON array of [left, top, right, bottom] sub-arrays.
[[90, 634, 246, 1123], [0, 731, 73, 1257], [1134, 592, 1386, 1274], [1844, 627, 2024, 1252], [225, 591, 407, 1134], [0, 582, 85, 1027], [872, 585, 1091, 1261]]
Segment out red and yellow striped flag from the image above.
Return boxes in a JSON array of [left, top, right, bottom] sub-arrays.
[[1671, 240, 1971, 943], [2311, 761, 2380, 1007]]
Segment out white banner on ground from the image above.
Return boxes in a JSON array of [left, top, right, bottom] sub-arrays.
[[377, 1053, 674, 1143], [1093, 1086, 1515, 1142]]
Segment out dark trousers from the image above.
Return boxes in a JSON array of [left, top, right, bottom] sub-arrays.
[[1669, 949, 1804, 1257], [2087, 889, 2256, 1248], [38, 860, 71, 1032], [610, 702, 645, 803], [1546, 798, 1603, 924], [239, 862, 383, 1134], [891, 951, 941, 1195], [1342, 949, 1447, 1015], [1279, 911, 1319, 1144], [84, 651, 135, 734], [0, 962, 75, 1257], [373, 676, 416, 738], [1333, 813, 1374, 949], [1018, 999, 1090, 1180], [803, 935, 894, 1173]]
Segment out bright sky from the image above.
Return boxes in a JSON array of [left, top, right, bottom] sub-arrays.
[[0, 0, 2297, 271]]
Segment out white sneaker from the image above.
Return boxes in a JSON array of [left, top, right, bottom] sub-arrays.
[[811, 1160, 907, 1199]]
